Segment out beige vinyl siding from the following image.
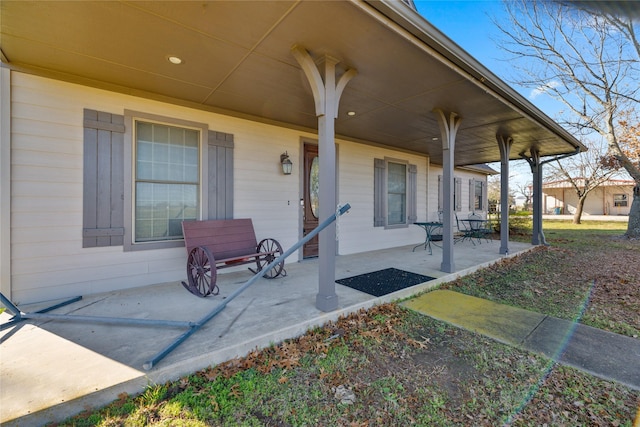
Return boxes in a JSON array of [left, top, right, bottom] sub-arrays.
[[10, 73, 308, 304], [337, 142, 428, 255], [428, 166, 490, 221], [231, 119, 300, 251], [10, 72, 484, 303]]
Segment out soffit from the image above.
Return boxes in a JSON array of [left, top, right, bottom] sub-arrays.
[[0, 0, 584, 166]]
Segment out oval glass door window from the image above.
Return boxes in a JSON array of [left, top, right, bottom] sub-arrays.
[[309, 156, 319, 218]]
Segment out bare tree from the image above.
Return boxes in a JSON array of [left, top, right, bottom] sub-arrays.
[[545, 142, 620, 223], [514, 182, 533, 211], [494, 0, 640, 236], [487, 174, 516, 212], [487, 175, 501, 208]]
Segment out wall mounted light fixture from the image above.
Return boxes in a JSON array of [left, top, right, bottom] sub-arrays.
[[280, 152, 293, 175]]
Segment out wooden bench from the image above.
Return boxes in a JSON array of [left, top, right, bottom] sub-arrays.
[[181, 219, 286, 297]]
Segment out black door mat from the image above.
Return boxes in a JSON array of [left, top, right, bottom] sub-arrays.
[[336, 268, 436, 297]]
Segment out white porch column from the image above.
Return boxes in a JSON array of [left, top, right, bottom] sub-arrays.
[[434, 109, 461, 273], [292, 46, 356, 312], [497, 135, 512, 255]]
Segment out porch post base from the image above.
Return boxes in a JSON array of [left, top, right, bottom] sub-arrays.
[[315, 293, 339, 312], [440, 261, 455, 273]]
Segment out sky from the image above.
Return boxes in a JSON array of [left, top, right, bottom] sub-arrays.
[[413, 1, 564, 185], [414, 1, 506, 75]]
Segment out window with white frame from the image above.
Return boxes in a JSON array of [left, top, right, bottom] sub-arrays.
[[613, 193, 628, 207], [134, 121, 200, 242]]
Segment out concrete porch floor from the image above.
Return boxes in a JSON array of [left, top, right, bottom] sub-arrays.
[[1, 239, 532, 426]]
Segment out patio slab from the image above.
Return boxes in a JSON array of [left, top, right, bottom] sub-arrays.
[[1, 239, 530, 426]]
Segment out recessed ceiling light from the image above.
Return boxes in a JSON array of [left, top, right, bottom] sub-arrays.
[[432, 137, 439, 141], [167, 56, 183, 65], [347, 111, 356, 116]]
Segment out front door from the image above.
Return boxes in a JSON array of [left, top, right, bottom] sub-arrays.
[[303, 144, 319, 258]]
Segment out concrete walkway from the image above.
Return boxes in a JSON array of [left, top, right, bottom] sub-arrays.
[[403, 290, 640, 391]]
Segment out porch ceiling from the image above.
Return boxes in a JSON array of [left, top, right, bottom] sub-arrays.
[[0, 0, 585, 166]]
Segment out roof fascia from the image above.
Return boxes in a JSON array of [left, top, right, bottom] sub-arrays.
[[459, 164, 500, 175], [364, 0, 587, 154]]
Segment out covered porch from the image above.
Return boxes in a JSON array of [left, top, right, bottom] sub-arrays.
[[1, 239, 531, 426], [0, 0, 586, 312]]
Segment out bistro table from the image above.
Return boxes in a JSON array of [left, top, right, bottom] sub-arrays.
[[412, 222, 443, 255], [459, 218, 491, 244]]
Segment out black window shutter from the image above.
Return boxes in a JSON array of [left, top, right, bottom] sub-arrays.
[[82, 109, 125, 247], [208, 131, 234, 219]]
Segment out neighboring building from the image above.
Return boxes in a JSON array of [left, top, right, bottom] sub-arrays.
[[543, 179, 635, 216], [0, 1, 584, 305]]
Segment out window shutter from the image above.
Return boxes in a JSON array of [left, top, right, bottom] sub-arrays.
[[408, 164, 417, 223], [208, 131, 234, 220], [482, 181, 487, 211], [469, 179, 475, 211], [438, 175, 443, 211], [83, 109, 125, 248], [455, 177, 462, 211], [373, 158, 385, 227]]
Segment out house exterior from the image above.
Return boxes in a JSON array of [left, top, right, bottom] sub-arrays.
[[0, 1, 585, 306], [543, 179, 635, 216]]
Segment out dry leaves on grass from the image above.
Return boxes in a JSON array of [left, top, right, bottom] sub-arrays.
[[442, 239, 640, 338], [200, 304, 409, 382]]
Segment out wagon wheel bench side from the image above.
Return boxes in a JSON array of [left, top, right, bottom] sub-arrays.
[[181, 219, 286, 297]]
